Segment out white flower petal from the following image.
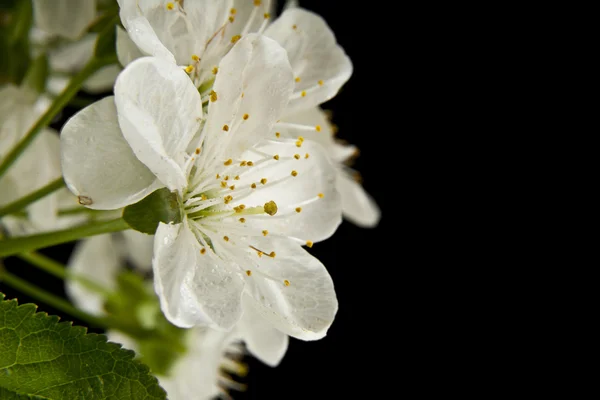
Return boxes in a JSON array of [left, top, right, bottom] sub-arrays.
[[226, 0, 273, 38], [66, 234, 120, 316], [159, 328, 234, 400], [243, 237, 337, 341], [239, 139, 342, 242], [121, 15, 178, 64], [116, 25, 145, 66], [338, 171, 381, 228], [83, 64, 121, 94], [238, 299, 288, 367], [32, 0, 96, 40], [202, 34, 293, 161], [265, 8, 352, 115], [114, 57, 202, 192], [60, 96, 160, 210], [49, 34, 96, 73], [153, 222, 245, 330], [119, 229, 154, 272]]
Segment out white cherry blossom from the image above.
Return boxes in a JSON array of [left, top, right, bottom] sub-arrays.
[[61, 34, 340, 340], [32, 0, 96, 40], [116, 1, 351, 116]]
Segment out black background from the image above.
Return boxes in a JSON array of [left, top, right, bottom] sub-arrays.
[[1, 1, 397, 398]]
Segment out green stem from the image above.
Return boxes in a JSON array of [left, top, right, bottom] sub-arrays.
[[0, 56, 116, 179], [18, 251, 113, 297], [0, 269, 108, 328], [0, 218, 129, 258], [0, 177, 64, 218]]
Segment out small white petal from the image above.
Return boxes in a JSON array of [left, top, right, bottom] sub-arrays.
[[153, 223, 245, 330], [120, 16, 177, 64], [338, 171, 381, 228], [114, 57, 202, 192], [203, 34, 293, 161], [66, 234, 120, 316], [240, 139, 342, 242], [116, 25, 145, 66], [60, 96, 160, 210], [243, 237, 337, 341], [49, 34, 96, 73], [33, 0, 95, 40], [265, 8, 352, 115], [238, 299, 288, 367]]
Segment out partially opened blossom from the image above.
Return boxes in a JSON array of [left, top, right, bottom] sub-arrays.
[[32, 0, 96, 40], [66, 229, 289, 399], [116, 1, 351, 116], [61, 35, 340, 339], [277, 107, 381, 227]]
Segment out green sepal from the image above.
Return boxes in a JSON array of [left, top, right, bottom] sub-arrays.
[[123, 188, 182, 235]]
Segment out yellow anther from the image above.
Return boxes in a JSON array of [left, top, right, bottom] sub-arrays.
[[246, 270, 252, 276], [301, 91, 307, 97], [212, 67, 219, 74], [224, 176, 229, 181], [295, 141, 302, 147], [243, 113, 249, 120], [239, 217, 246, 223], [230, 7, 237, 14], [231, 35, 242, 44], [292, 24, 297, 29], [224, 159, 233, 166], [201, 194, 208, 200], [241, 92, 244, 98], [221, 181, 227, 188], [264, 201, 278, 216], [305, 153, 310, 159], [283, 279, 290, 286], [264, 12, 270, 19], [229, 16, 235, 22], [254, 0, 261, 5], [222, 124, 229, 131], [275, 132, 281, 138], [318, 80, 324, 86], [306, 241, 313, 248], [166, 2, 174, 10], [234, 175, 240, 180], [185, 65, 194, 73], [234, 204, 246, 213], [273, 154, 280, 160], [260, 178, 267, 185], [295, 207, 302, 213], [257, 251, 263, 257], [240, 161, 247, 166], [298, 136, 304, 142], [247, 161, 254, 166], [318, 193, 324, 198], [229, 185, 235, 190], [251, 183, 257, 189], [200, 248, 206, 254], [195, 148, 200, 154], [291, 170, 298, 177], [192, 54, 199, 61], [294, 154, 300, 159], [210, 90, 218, 102], [269, 251, 276, 258], [216, 174, 220, 179], [315, 125, 322, 132], [224, 195, 233, 204], [295, 77, 301, 82], [223, 236, 229, 241], [262, 230, 268, 236], [239, 204, 246, 210]]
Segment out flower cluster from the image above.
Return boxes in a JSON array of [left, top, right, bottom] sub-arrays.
[[1, 1, 380, 398]]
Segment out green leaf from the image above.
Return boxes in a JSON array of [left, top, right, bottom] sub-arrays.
[[6, 0, 32, 45], [0, 293, 167, 399], [123, 188, 182, 235], [94, 15, 119, 59], [21, 53, 49, 94]]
